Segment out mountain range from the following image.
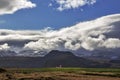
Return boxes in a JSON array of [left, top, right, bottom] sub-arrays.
[[0, 50, 119, 68]]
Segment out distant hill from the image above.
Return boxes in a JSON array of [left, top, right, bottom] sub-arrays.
[[43, 50, 110, 68], [0, 50, 17, 57], [0, 50, 116, 68]]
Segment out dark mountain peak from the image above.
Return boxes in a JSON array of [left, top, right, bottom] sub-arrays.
[[47, 50, 75, 57], [44, 50, 96, 67], [49, 50, 73, 54]]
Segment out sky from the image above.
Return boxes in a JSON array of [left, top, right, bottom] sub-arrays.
[[0, 0, 120, 57], [0, 0, 120, 30]]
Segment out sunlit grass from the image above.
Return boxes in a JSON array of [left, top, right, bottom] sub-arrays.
[[6, 67, 120, 77]]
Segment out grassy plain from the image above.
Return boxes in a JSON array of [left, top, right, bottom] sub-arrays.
[[0, 68, 120, 80]]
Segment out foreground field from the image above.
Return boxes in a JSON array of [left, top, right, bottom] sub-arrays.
[[0, 68, 120, 80]]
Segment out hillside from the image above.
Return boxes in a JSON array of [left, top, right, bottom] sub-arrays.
[[0, 50, 118, 68]]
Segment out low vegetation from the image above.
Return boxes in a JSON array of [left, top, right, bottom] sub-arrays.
[[0, 68, 6, 73], [0, 68, 119, 80]]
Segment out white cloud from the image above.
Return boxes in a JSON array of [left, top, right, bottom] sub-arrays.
[[0, 29, 51, 41], [81, 35, 105, 51], [103, 38, 120, 49], [0, 14, 120, 54], [24, 14, 120, 52], [0, 0, 36, 15], [81, 35, 120, 51], [53, 0, 96, 11], [0, 34, 40, 41], [0, 43, 10, 51], [65, 40, 81, 50], [24, 38, 61, 51]]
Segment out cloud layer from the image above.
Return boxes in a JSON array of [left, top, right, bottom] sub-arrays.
[[0, 14, 120, 56], [24, 14, 120, 52], [0, 0, 36, 15], [54, 0, 96, 11]]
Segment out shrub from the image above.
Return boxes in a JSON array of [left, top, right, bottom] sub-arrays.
[[0, 68, 6, 73]]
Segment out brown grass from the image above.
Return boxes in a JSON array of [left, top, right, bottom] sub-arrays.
[[0, 71, 120, 80]]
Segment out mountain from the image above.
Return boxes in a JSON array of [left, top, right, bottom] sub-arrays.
[[0, 50, 17, 57], [0, 50, 48, 57], [18, 50, 48, 57], [0, 50, 113, 68], [0, 48, 120, 61], [89, 49, 120, 60], [43, 50, 108, 68]]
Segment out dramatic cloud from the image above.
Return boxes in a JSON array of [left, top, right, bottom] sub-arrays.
[[24, 14, 120, 52], [53, 0, 96, 11], [0, 0, 36, 15], [0, 14, 120, 56], [81, 35, 120, 51]]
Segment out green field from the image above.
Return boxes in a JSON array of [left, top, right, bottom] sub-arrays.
[[7, 68, 120, 77], [0, 68, 120, 80]]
